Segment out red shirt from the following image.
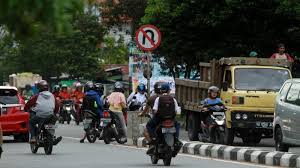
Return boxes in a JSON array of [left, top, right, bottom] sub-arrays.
[[270, 53, 294, 62], [72, 90, 85, 103], [58, 91, 71, 100]]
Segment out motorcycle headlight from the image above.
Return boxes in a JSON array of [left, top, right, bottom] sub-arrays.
[[66, 107, 71, 111], [235, 113, 241, 120], [242, 114, 248, 120]]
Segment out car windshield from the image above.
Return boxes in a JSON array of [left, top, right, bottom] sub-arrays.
[[234, 68, 290, 91], [0, 89, 19, 104]]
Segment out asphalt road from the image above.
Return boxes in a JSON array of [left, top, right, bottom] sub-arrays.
[[55, 122, 300, 153], [2, 137, 269, 168]]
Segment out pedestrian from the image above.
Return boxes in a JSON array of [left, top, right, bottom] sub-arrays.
[[270, 43, 294, 62]]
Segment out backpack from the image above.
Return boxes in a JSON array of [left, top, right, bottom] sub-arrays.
[[157, 95, 176, 119], [82, 95, 97, 113]]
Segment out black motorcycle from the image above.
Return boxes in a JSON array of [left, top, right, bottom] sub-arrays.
[[128, 96, 144, 111], [83, 110, 101, 143], [59, 100, 75, 124], [30, 115, 59, 155], [148, 117, 182, 166], [200, 103, 226, 144], [101, 110, 127, 145]]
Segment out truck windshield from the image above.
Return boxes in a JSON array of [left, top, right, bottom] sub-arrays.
[[0, 89, 19, 104], [234, 68, 290, 91]]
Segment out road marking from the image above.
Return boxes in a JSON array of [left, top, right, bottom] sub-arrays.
[[62, 136, 275, 168]]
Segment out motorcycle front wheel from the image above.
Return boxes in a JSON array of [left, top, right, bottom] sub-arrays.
[[30, 142, 38, 154], [151, 155, 158, 164], [44, 145, 53, 155]]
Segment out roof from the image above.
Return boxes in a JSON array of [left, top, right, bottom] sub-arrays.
[[0, 86, 18, 91], [219, 57, 292, 68], [231, 65, 290, 70]]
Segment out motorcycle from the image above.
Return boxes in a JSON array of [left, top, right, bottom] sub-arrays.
[[199, 103, 226, 144], [83, 110, 102, 143], [30, 114, 59, 155], [101, 110, 127, 145], [128, 96, 145, 111], [59, 100, 75, 124]]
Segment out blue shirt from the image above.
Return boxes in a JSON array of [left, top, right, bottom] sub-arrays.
[[86, 90, 103, 117], [203, 98, 222, 105]]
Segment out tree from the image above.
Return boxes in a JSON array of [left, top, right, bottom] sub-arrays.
[[142, 0, 300, 78], [100, 36, 128, 64], [0, 0, 83, 38]]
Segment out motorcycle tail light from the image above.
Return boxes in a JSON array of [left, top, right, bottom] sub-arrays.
[[162, 120, 174, 127], [103, 111, 110, 118]]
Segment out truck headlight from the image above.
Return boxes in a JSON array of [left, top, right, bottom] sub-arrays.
[[242, 114, 248, 120], [235, 113, 241, 120]]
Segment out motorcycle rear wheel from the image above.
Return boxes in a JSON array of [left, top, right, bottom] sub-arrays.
[[163, 147, 172, 166], [103, 128, 111, 144], [86, 130, 97, 143]]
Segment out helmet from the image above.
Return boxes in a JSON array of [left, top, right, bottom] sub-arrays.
[[53, 85, 60, 92], [208, 86, 220, 94], [114, 82, 123, 89], [61, 84, 68, 88], [25, 84, 31, 90], [37, 80, 49, 92], [95, 83, 104, 93], [154, 82, 163, 94], [75, 82, 82, 88], [137, 83, 146, 92], [85, 81, 94, 91], [161, 83, 170, 93], [249, 51, 258, 57]]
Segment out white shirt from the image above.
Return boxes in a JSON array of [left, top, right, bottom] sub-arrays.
[[153, 96, 180, 113], [127, 92, 147, 104]]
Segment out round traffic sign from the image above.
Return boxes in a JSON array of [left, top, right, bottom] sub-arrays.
[[135, 25, 161, 51]]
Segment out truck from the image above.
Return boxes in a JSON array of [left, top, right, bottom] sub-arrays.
[[9, 73, 42, 89], [175, 57, 292, 145]]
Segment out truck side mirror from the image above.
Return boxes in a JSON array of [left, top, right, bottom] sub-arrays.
[[222, 82, 228, 91]]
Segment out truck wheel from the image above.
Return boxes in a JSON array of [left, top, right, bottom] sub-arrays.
[[224, 127, 234, 145], [275, 127, 289, 152], [187, 113, 199, 141]]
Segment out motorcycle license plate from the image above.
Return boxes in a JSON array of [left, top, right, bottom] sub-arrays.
[[100, 118, 111, 126], [84, 119, 92, 124], [162, 127, 176, 134], [213, 112, 224, 115], [44, 124, 57, 129]]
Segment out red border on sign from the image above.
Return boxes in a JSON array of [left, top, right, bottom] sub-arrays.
[[135, 24, 161, 52]]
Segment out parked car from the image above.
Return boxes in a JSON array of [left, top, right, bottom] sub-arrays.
[[0, 86, 29, 142], [274, 79, 300, 152]]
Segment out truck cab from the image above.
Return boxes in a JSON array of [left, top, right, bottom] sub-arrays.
[[221, 65, 291, 144], [175, 57, 292, 144]]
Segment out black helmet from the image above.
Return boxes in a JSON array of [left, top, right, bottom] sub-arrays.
[[25, 84, 31, 90], [114, 82, 124, 92], [85, 81, 94, 91], [154, 82, 163, 94], [161, 83, 171, 93], [137, 83, 146, 92], [37, 80, 49, 92], [95, 83, 104, 93]]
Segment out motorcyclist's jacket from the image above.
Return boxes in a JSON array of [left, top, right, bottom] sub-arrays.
[[82, 90, 103, 117], [202, 98, 224, 111], [72, 90, 85, 103], [25, 91, 59, 118], [147, 94, 159, 109], [153, 94, 180, 119], [127, 92, 147, 104], [58, 91, 71, 100], [107, 92, 126, 113]]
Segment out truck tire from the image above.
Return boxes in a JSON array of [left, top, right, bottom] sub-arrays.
[[187, 112, 199, 141], [224, 127, 234, 145]]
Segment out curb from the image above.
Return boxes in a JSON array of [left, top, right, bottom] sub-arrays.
[[136, 137, 300, 168]]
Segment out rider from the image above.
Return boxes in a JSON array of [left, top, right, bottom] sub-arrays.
[[146, 83, 181, 154], [58, 84, 71, 100], [72, 82, 85, 103], [80, 82, 103, 143], [127, 83, 147, 106], [52, 85, 60, 98], [25, 80, 62, 144], [107, 82, 127, 142], [22, 84, 34, 100], [94, 83, 105, 100], [201, 86, 225, 126], [139, 82, 163, 143]]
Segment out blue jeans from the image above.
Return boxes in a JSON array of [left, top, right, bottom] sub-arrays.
[[146, 116, 180, 139]]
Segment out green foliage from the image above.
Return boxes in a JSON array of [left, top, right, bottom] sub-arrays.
[[142, 0, 300, 78], [0, 0, 84, 38], [100, 36, 128, 64]]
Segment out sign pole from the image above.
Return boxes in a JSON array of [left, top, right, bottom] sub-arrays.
[[147, 51, 151, 96]]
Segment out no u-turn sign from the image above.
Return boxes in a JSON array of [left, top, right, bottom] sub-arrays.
[[135, 25, 161, 51]]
